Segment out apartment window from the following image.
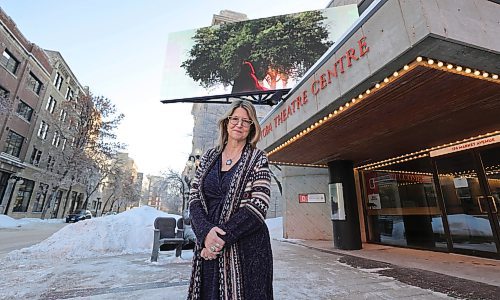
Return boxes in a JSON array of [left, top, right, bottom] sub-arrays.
[[30, 147, 43, 166], [4, 130, 24, 157], [52, 131, 61, 147], [1, 49, 19, 74], [0, 85, 10, 101], [28, 72, 42, 95], [32, 183, 49, 212], [47, 155, 55, 171], [59, 109, 67, 123], [45, 96, 56, 113], [61, 138, 67, 151], [16, 100, 33, 122], [65, 87, 74, 101], [12, 179, 34, 212], [53, 72, 63, 90], [37, 121, 49, 139]]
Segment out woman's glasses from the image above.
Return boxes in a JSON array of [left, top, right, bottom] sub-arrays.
[[227, 116, 253, 127]]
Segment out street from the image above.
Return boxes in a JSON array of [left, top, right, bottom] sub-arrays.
[[0, 222, 455, 299], [0, 222, 67, 259]]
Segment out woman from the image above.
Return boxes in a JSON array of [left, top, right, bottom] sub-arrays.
[[187, 100, 273, 300]]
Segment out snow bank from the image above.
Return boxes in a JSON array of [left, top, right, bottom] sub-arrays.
[[0, 215, 63, 229], [6, 206, 179, 261], [0, 214, 21, 228], [266, 217, 283, 239]]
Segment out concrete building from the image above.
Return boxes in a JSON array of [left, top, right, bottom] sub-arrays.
[[259, 0, 500, 259]]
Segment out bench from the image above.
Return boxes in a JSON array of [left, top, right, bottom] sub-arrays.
[[150, 217, 186, 262]]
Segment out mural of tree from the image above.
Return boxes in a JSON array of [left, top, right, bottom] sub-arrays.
[[181, 10, 333, 90]]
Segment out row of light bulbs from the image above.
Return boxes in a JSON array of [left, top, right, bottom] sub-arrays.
[[269, 161, 326, 168], [267, 56, 499, 168], [368, 169, 433, 176]]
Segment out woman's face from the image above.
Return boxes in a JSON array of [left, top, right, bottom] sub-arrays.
[[227, 107, 252, 143]]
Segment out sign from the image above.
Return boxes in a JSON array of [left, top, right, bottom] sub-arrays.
[[430, 134, 500, 157], [162, 6, 359, 100], [299, 193, 326, 203], [329, 183, 346, 220], [367, 193, 381, 209]]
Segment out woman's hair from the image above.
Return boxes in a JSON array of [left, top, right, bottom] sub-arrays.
[[217, 100, 261, 150]]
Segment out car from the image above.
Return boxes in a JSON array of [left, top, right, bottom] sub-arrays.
[[65, 209, 92, 223], [104, 211, 117, 216]]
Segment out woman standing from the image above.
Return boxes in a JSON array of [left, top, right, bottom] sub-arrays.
[[187, 100, 273, 300]]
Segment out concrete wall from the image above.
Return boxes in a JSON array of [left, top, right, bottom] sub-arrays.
[[259, 0, 500, 152], [282, 166, 332, 240]]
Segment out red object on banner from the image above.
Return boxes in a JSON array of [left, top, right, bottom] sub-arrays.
[[299, 194, 308, 203]]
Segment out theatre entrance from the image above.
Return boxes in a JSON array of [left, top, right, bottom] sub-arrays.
[[433, 145, 500, 257], [361, 141, 500, 259]]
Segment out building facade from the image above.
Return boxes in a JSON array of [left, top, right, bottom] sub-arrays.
[[259, 0, 500, 259]]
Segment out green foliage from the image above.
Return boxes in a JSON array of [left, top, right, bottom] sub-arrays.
[[181, 10, 332, 89]]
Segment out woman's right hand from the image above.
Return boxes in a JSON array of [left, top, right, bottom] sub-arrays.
[[204, 226, 226, 254], [201, 248, 217, 260]]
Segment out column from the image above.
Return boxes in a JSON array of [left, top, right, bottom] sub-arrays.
[[328, 160, 362, 250]]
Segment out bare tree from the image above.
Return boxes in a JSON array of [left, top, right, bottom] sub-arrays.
[[38, 91, 124, 219]]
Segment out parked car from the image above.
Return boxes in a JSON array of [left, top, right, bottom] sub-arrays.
[[104, 211, 117, 216], [65, 209, 92, 223]]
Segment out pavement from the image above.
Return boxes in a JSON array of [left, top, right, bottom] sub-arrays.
[[1, 236, 500, 299]]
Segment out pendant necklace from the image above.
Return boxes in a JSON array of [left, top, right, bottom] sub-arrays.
[[224, 150, 240, 166]]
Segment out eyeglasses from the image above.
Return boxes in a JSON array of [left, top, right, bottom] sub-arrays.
[[227, 116, 253, 127]]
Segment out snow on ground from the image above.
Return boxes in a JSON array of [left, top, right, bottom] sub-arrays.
[[0, 215, 63, 229], [5, 206, 180, 261]]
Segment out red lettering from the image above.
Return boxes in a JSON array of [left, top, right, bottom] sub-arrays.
[[287, 105, 293, 117], [320, 73, 327, 90], [303, 90, 308, 104], [311, 80, 320, 95], [358, 36, 369, 56], [346, 48, 359, 67], [327, 68, 337, 83], [336, 55, 346, 73], [295, 96, 302, 110]]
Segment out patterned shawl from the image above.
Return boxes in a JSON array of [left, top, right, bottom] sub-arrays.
[[187, 143, 270, 300]]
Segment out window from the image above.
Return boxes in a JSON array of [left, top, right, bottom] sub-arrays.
[[32, 183, 49, 212], [12, 179, 34, 212], [65, 87, 74, 101], [61, 138, 67, 151], [59, 109, 67, 123], [16, 100, 33, 121], [30, 147, 43, 166], [28, 72, 42, 95], [53, 72, 63, 90], [47, 155, 55, 171], [52, 131, 61, 147], [45, 96, 56, 113], [4, 130, 24, 157], [37, 121, 49, 139], [1, 49, 19, 74], [0, 85, 10, 101]]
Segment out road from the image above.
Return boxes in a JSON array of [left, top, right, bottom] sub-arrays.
[[0, 222, 67, 259]]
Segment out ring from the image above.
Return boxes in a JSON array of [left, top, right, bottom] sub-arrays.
[[210, 245, 216, 252], [215, 243, 220, 248]]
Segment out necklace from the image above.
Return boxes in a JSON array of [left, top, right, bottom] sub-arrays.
[[224, 148, 242, 166]]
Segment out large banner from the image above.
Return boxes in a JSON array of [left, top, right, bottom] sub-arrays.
[[161, 5, 359, 100]]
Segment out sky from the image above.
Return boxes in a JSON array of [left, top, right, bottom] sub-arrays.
[[0, 0, 332, 175]]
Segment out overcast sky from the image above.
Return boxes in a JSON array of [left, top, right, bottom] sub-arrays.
[[0, 0, 330, 175]]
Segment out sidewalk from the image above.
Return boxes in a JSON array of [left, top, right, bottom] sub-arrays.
[[3, 238, 498, 299]]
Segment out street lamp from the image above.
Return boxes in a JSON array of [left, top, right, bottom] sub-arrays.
[[3, 175, 24, 215]]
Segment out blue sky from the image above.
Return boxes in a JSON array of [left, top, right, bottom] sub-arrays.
[[0, 0, 331, 175]]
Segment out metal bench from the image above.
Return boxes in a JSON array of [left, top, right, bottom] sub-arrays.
[[150, 217, 186, 262]]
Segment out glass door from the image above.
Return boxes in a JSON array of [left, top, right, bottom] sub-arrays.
[[435, 147, 500, 256]]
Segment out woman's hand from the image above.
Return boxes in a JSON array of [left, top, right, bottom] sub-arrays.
[[201, 247, 217, 260], [204, 226, 226, 254]]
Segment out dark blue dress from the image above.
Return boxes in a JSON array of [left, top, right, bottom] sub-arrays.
[[201, 155, 239, 300]]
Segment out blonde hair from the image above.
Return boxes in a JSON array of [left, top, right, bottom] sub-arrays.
[[217, 100, 261, 150]]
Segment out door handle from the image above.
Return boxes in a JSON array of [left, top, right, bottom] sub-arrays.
[[488, 196, 498, 213], [477, 196, 487, 213]]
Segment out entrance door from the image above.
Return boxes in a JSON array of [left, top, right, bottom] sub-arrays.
[[434, 146, 500, 257]]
